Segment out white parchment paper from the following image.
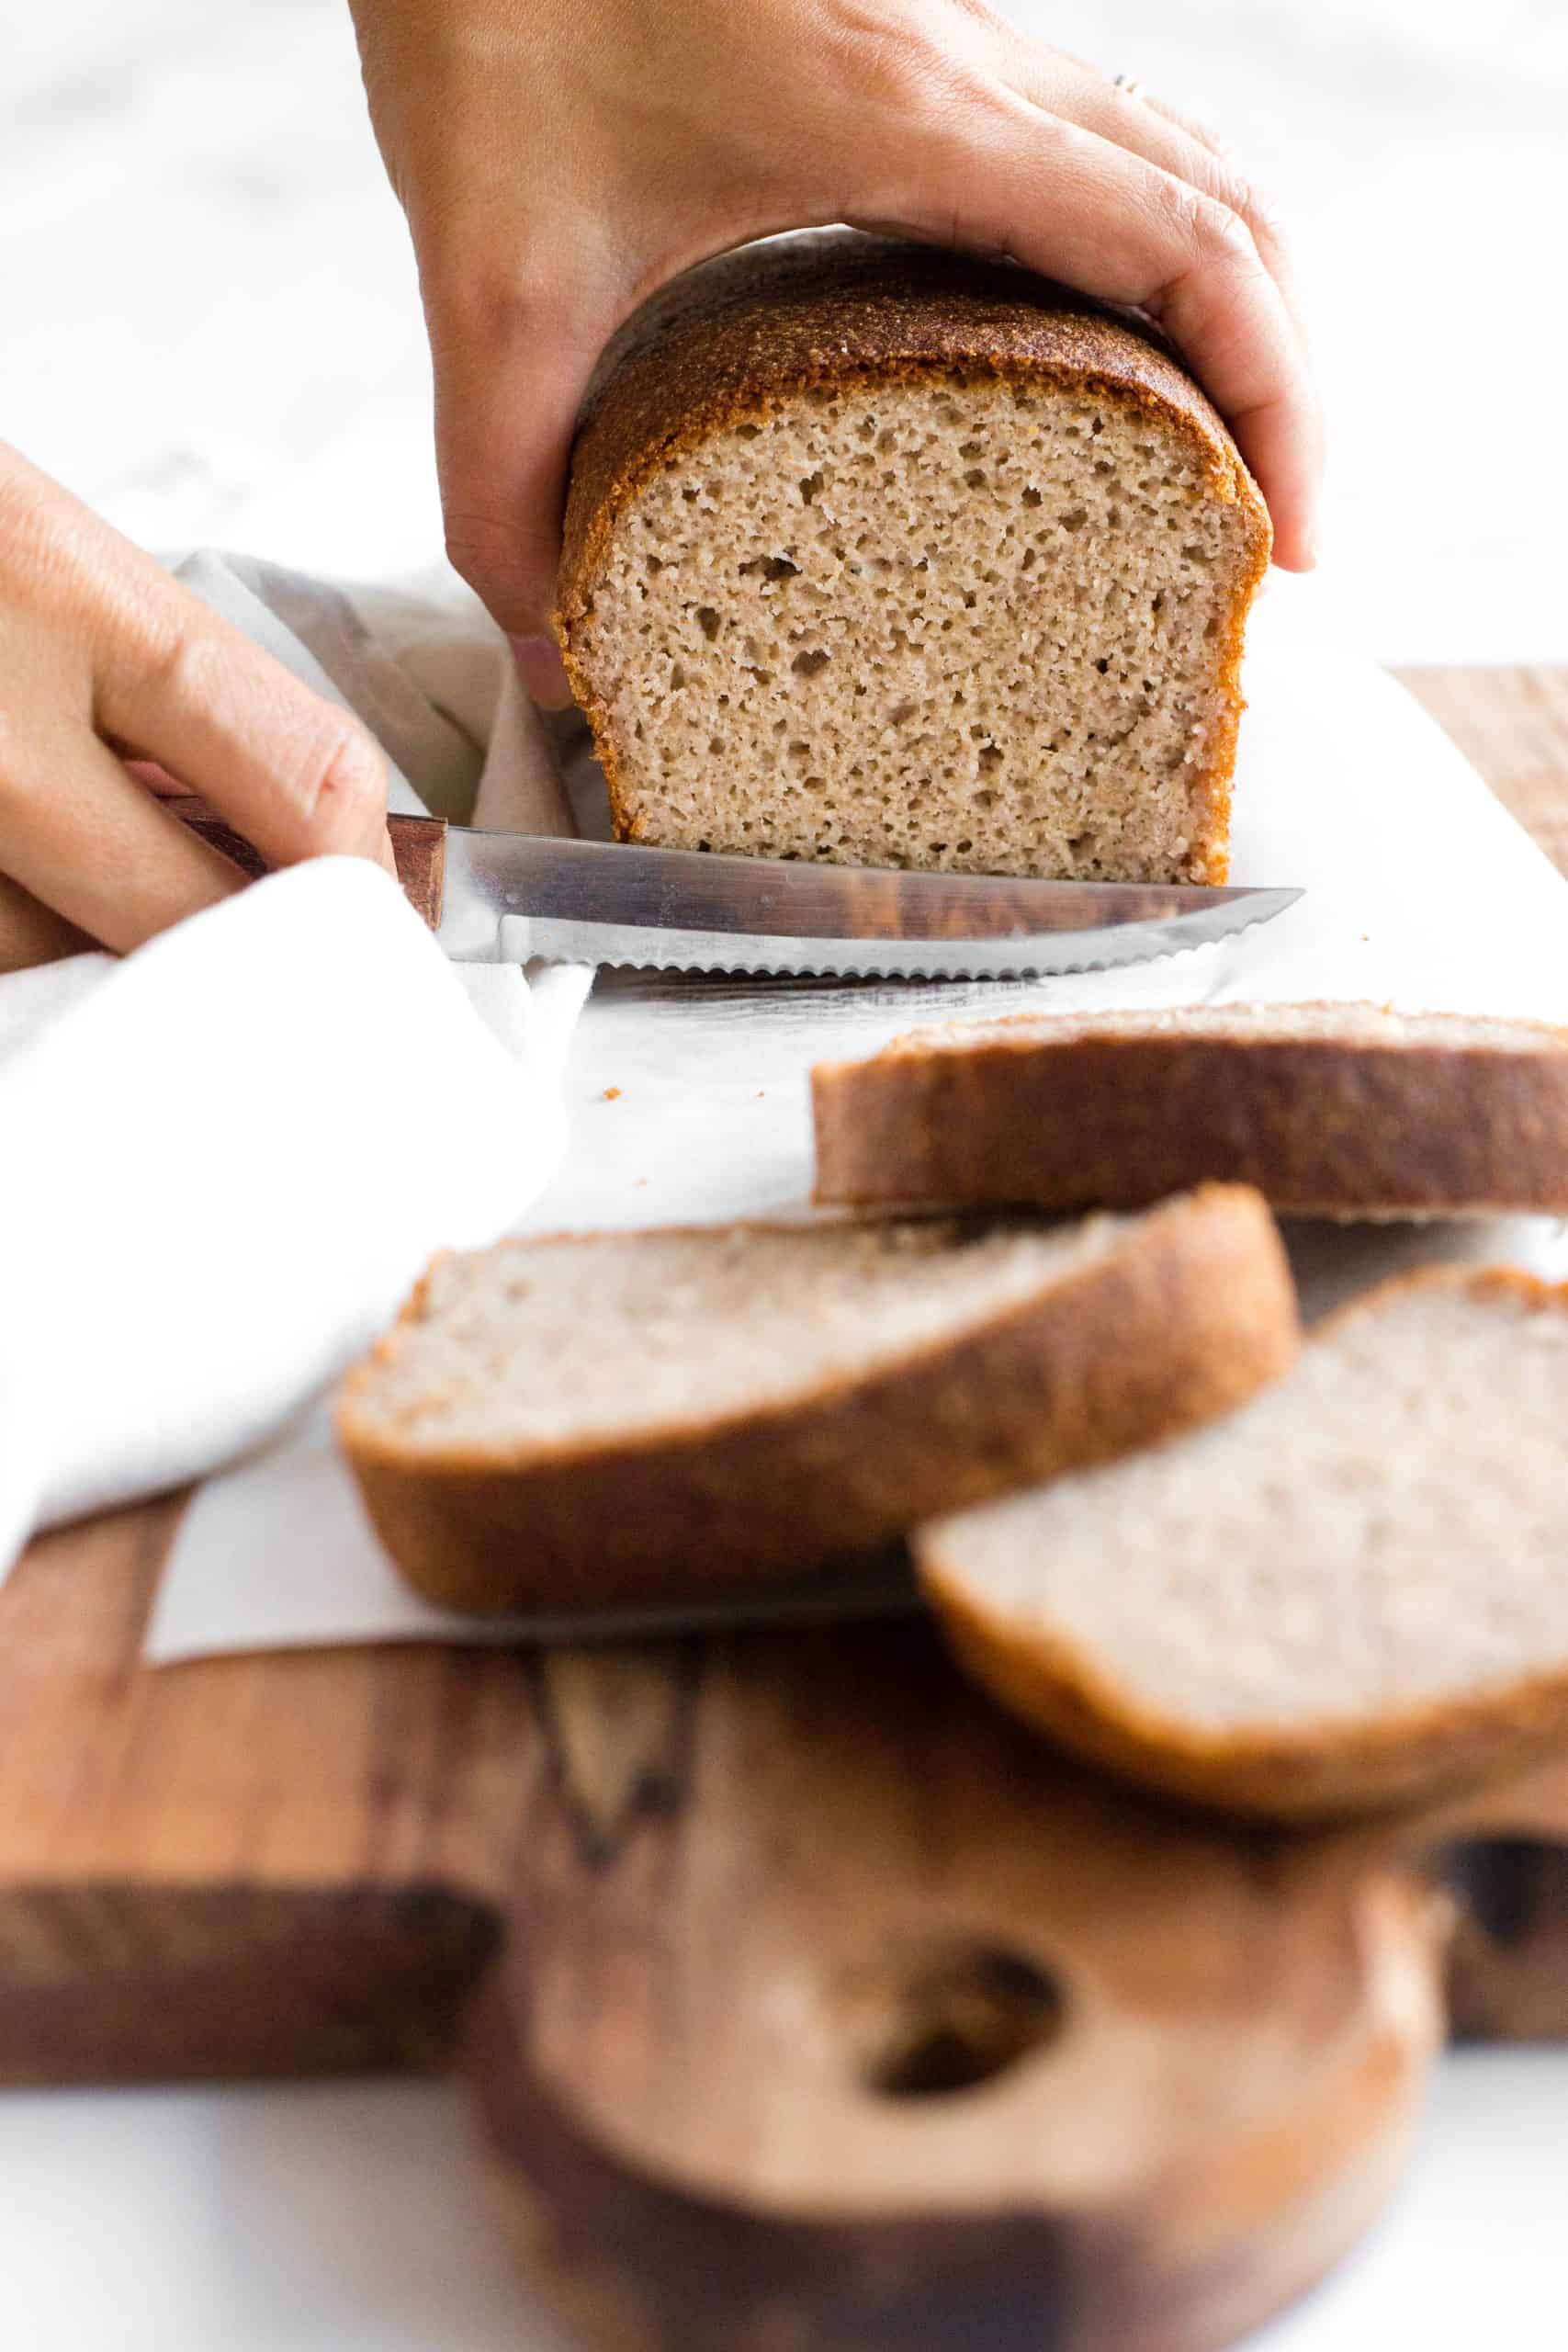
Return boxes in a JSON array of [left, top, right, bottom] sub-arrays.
[[148, 647, 1568, 1661]]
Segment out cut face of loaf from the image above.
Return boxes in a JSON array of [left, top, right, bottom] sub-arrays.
[[336, 1189, 1296, 1614], [557, 238, 1270, 883], [813, 1001, 1568, 1220], [919, 1268, 1568, 1819]]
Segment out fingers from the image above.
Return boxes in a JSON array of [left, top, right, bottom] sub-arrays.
[[0, 726, 251, 954], [882, 85, 1322, 569], [995, 47, 1312, 360], [0, 449, 396, 956], [424, 269, 613, 707], [1134, 96, 1309, 338], [94, 596, 391, 873], [0, 872, 96, 977]]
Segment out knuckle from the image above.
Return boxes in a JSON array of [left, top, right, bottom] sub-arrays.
[[297, 719, 386, 851], [1181, 119, 1288, 255], [835, 15, 949, 110], [140, 616, 218, 711], [442, 514, 541, 627], [1182, 187, 1266, 276], [442, 514, 511, 582], [427, 248, 577, 357], [1233, 172, 1292, 259], [1213, 161, 1254, 218]]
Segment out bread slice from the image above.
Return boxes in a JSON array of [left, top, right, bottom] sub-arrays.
[[556, 233, 1269, 885], [918, 1267, 1568, 1818], [337, 1189, 1296, 1614], [814, 1001, 1568, 1219]]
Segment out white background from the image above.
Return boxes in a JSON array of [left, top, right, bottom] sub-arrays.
[[3, 0, 1566, 2344], [6, 0, 1567, 660]]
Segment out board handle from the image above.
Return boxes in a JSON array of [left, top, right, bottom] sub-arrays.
[[1380, 1756, 1568, 2041], [168, 797, 448, 932]]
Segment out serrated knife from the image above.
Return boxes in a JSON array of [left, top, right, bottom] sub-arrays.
[[175, 801, 1301, 979], [434, 822, 1300, 978]]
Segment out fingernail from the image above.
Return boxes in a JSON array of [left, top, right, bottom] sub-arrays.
[[509, 633, 574, 709]]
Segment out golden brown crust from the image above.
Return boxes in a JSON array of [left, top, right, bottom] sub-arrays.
[[812, 1005, 1568, 1218], [554, 234, 1271, 882], [336, 1188, 1297, 1615], [919, 1265, 1568, 1822]]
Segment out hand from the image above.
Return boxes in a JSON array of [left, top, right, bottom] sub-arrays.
[[0, 447, 393, 971], [348, 0, 1321, 706]]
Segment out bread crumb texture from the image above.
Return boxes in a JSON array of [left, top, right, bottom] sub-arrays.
[[575, 380, 1250, 879], [558, 239, 1269, 884], [922, 1272, 1568, 1736], [345, 1216, 1117, 1454]]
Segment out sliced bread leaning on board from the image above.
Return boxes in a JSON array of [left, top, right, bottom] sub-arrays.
[[813, 1001, 1568, 1218], [337, 1188, 1295, 1613], [917, 1266, 1568, 1819]]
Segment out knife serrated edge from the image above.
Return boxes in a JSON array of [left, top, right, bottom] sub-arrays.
[[581, 948, 1181, 978], [489, 888, 1302, 978]]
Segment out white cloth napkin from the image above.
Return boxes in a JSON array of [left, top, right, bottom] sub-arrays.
[[145, 642, 1568, 1663], [0, 553, 592, 1578]]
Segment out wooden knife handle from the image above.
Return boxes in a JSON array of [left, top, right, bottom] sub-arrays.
[[0, 806, 447, 977], [168, 797, 448, 932]]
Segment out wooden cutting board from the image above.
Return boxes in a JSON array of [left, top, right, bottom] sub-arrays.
[[473, 1624, 1568, 2352], [3, 668, 1567, 2346]]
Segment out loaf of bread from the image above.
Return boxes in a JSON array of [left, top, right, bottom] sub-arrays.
[[813, 1001, 1568, 1219], [337, 1190, 1295, 1613], [556, 234, 1270, 884], [918, 1267, 1568, 1818]]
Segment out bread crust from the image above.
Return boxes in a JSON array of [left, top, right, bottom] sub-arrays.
[[919, 1265, 1568, 1820], [812, 1005, 1568, 1217], [336, 1187, 1297, 1615], [554, 235, 1271, 883]]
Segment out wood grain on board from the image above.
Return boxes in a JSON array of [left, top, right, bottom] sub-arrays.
[[1395, 666, 1568, 877], [0, 669, 1565, 2346], [477, 1619, 1452, 2352], [0, 1499, 532, 2080]]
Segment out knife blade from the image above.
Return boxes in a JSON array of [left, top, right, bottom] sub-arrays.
[[164, 798, 1301, 980], [436, 826, 1301, 979]]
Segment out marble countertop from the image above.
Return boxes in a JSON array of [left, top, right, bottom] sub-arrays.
[[3, 3, 1566, 2346]]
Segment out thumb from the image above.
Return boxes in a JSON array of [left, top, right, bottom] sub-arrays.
[[428, 281, 608, 707]]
